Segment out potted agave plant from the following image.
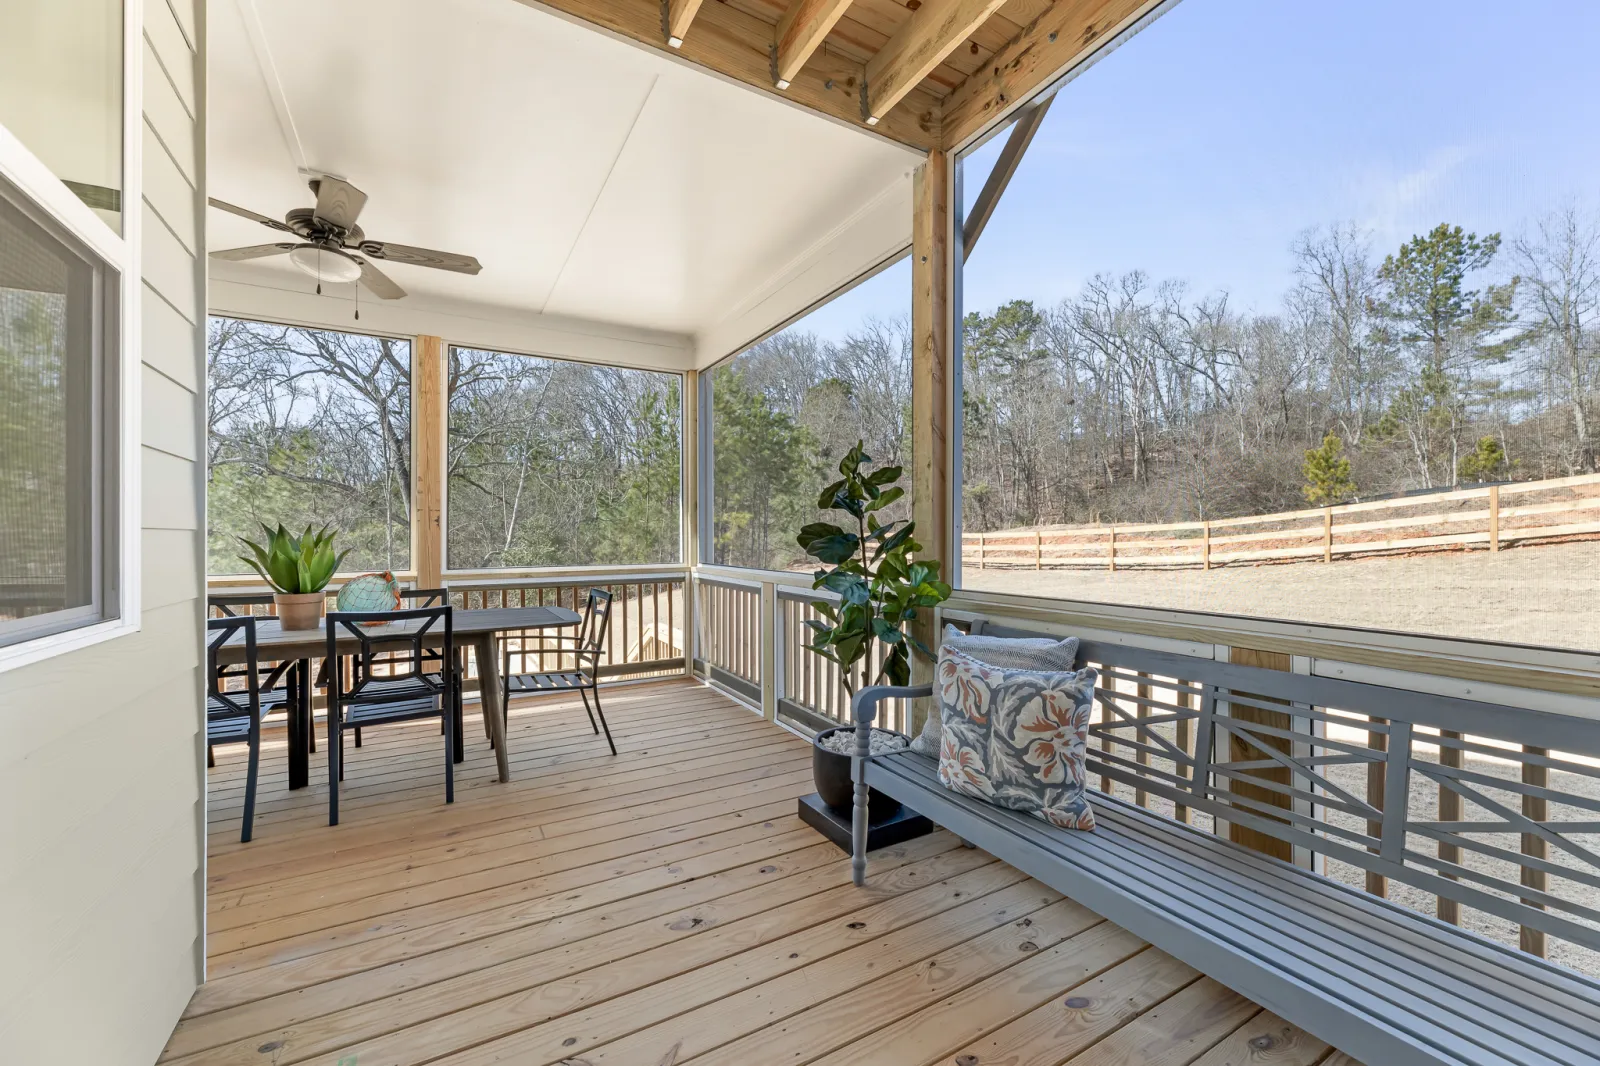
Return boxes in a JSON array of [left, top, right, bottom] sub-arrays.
[[239, 523, 350, 631], [798, 442, 951, 817]]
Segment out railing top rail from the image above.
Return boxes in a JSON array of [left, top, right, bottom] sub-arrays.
[[446, 570, 687, 589]]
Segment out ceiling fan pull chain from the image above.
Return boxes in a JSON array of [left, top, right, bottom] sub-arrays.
[[354, 281, 360, 322]]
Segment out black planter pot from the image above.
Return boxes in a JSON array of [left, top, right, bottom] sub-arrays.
[[812, 726, 908, 819]]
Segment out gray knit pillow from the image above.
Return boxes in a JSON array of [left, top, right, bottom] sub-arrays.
[[909, 623, 1082, 755]]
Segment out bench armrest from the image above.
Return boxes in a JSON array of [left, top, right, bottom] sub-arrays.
[[850, 684, 933, 727]]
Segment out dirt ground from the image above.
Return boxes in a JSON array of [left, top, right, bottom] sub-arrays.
[[965, 540, 1600, 653]]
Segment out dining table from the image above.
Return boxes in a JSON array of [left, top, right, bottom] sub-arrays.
[[214, 605, 582, 786]]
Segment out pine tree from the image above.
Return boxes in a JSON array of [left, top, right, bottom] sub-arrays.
[[1302, 432, 1356, 505], [1457, 435, 1508, 483]]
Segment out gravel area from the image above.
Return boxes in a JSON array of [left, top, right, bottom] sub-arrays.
[[965, 540, 1600, 652], [817, 728, 908, 756]]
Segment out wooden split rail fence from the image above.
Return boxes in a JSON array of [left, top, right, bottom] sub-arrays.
[[965, 472, 1600, 571]]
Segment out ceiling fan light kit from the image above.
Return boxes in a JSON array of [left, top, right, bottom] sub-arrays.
[[289, 244, 362, 284], [207, 176, 482, 305]]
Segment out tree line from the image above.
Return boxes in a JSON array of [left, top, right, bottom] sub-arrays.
[[206, 319, 680, 576]]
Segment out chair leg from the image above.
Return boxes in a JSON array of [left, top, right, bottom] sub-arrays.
[[453, 689, 465, 764], [207, 743, 215, 769], [443, 698, 455, 805], [241, 720, 261, 844], [355, 726, 362, 747], [578, 686, 599, 734], [586, 684, 616, 756]]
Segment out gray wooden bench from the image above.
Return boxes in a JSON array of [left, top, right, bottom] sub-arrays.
[[847, 620, 1600, 1066]]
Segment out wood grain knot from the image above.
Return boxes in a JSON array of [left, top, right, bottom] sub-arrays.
[[1249, 1035, 1277, 1051], [1018, 940, 1038, 952], [955, 1056, 980, 1066], [1064, 996, 1092, 1009], [846, 921, 866, 929]]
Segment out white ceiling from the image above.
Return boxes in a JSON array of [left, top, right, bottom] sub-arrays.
[[207, 0, 918, 350]]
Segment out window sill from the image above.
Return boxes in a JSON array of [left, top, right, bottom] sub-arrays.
[[0, 615, 142, 675]]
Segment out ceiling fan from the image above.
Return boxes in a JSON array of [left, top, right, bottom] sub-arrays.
[[207, 176, 481, 300]]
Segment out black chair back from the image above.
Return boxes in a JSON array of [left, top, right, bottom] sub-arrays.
[[576, 588, 613, 662], [326, 604, 454, 700], [208, 592, 276, 618], [207, 615, 261, 721], [400, 587, 449, 608]]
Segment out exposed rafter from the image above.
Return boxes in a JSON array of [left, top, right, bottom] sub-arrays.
[[515, 0, 940, 149], [864, 0, 1009, 125], [961, 94, 1052, 258], [773, 0, 856, 90], [663, 0, 705, 47], [941, 0, 1161, 148]]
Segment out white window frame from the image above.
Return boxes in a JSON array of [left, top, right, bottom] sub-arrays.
[[0, 0, 143, 672]]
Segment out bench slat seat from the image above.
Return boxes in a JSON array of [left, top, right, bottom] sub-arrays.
[[864, 747, 1600, 1066]]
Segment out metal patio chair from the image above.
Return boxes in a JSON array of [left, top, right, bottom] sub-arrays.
[[502, 587, 616, 756], [325, 604, 458, 826], [206, 615, 271, 843]]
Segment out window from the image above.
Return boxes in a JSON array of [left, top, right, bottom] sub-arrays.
[[0, 0, 123, 231], [447, 348, 681, 569], [708, 258, 912, 572], [207, 319, 411, 575], [0, 176, 119, 647], [956, 1, 1600, 654]]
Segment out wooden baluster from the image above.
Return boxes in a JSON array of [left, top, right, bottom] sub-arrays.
[[1438, 729, 1463, 923], [1174, 682, 1193, 824], [1135, 671, 1151, 808], [1365, 716, 1388, 898], [1099, 669, 1115, 797], [1522, 745, 1549, 957]]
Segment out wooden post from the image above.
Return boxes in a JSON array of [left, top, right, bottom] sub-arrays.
[[681, 370, 699, 677], [1365, 718, 1388, 898], [1226, 647, 1295, 863], [1107, 526, 1117, 572], [909, 147, 951, 737], [1034, 529, 1042, 570], [412, 335, 445, 589], [1201, 520, 1211, 571], [1521, 745, 1549, 957], [1489, 484, 1501, 552], [1438, 730, 1463, 924], [1323, 507, 1333, 563], [977, 533, 985, 569]]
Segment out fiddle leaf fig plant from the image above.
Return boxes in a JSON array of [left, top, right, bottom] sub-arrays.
[[797, 441, 952, 695], [238, 522, 350, 595]]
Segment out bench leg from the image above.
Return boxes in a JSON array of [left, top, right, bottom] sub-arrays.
[[851, 750, 869, 887]]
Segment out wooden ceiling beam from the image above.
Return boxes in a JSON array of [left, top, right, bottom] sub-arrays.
[[773, 0, 856, 90], [517, 0, 940, 149], [864, 0, 1010, 125], [663, 0, 706, 47], [941, 0, 1160, 148]]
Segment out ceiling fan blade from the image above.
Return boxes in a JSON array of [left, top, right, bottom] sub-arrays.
[[209, 243, 298, 262], [356, 241, 482, 275], [207, 198, 292, 232], [356, 256, 406, 300], [312, 177, 368, 230]]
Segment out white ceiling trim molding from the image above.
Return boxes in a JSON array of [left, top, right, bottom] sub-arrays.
[[694, 171, 913, 367], [210, 263, 694, 372], [539, 74, 659, 314], [234, 0, 307, 173]]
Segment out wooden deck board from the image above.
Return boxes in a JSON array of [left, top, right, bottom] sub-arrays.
[[166, 679, 1363, 1066]]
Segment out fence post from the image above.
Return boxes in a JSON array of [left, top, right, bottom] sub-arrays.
[[1323, 507, 1333, 563], [978, 533, 986, 569], [1202, 521, 1211, 571], [1107, 527, 1117, 572], [1035, 530, 1042, 570], [1489, 484, 1501, 552]]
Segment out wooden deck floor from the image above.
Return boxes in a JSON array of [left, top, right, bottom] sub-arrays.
[[166, 678, 1358, 1066]]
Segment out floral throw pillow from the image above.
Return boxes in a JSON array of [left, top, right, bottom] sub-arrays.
[[936, 646, 1097, 831]]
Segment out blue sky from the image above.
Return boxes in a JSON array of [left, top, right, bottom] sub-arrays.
[[796, 0, 1600, 342]]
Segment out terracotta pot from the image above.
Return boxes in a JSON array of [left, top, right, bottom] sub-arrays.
[[274, 591, 325, 631]]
